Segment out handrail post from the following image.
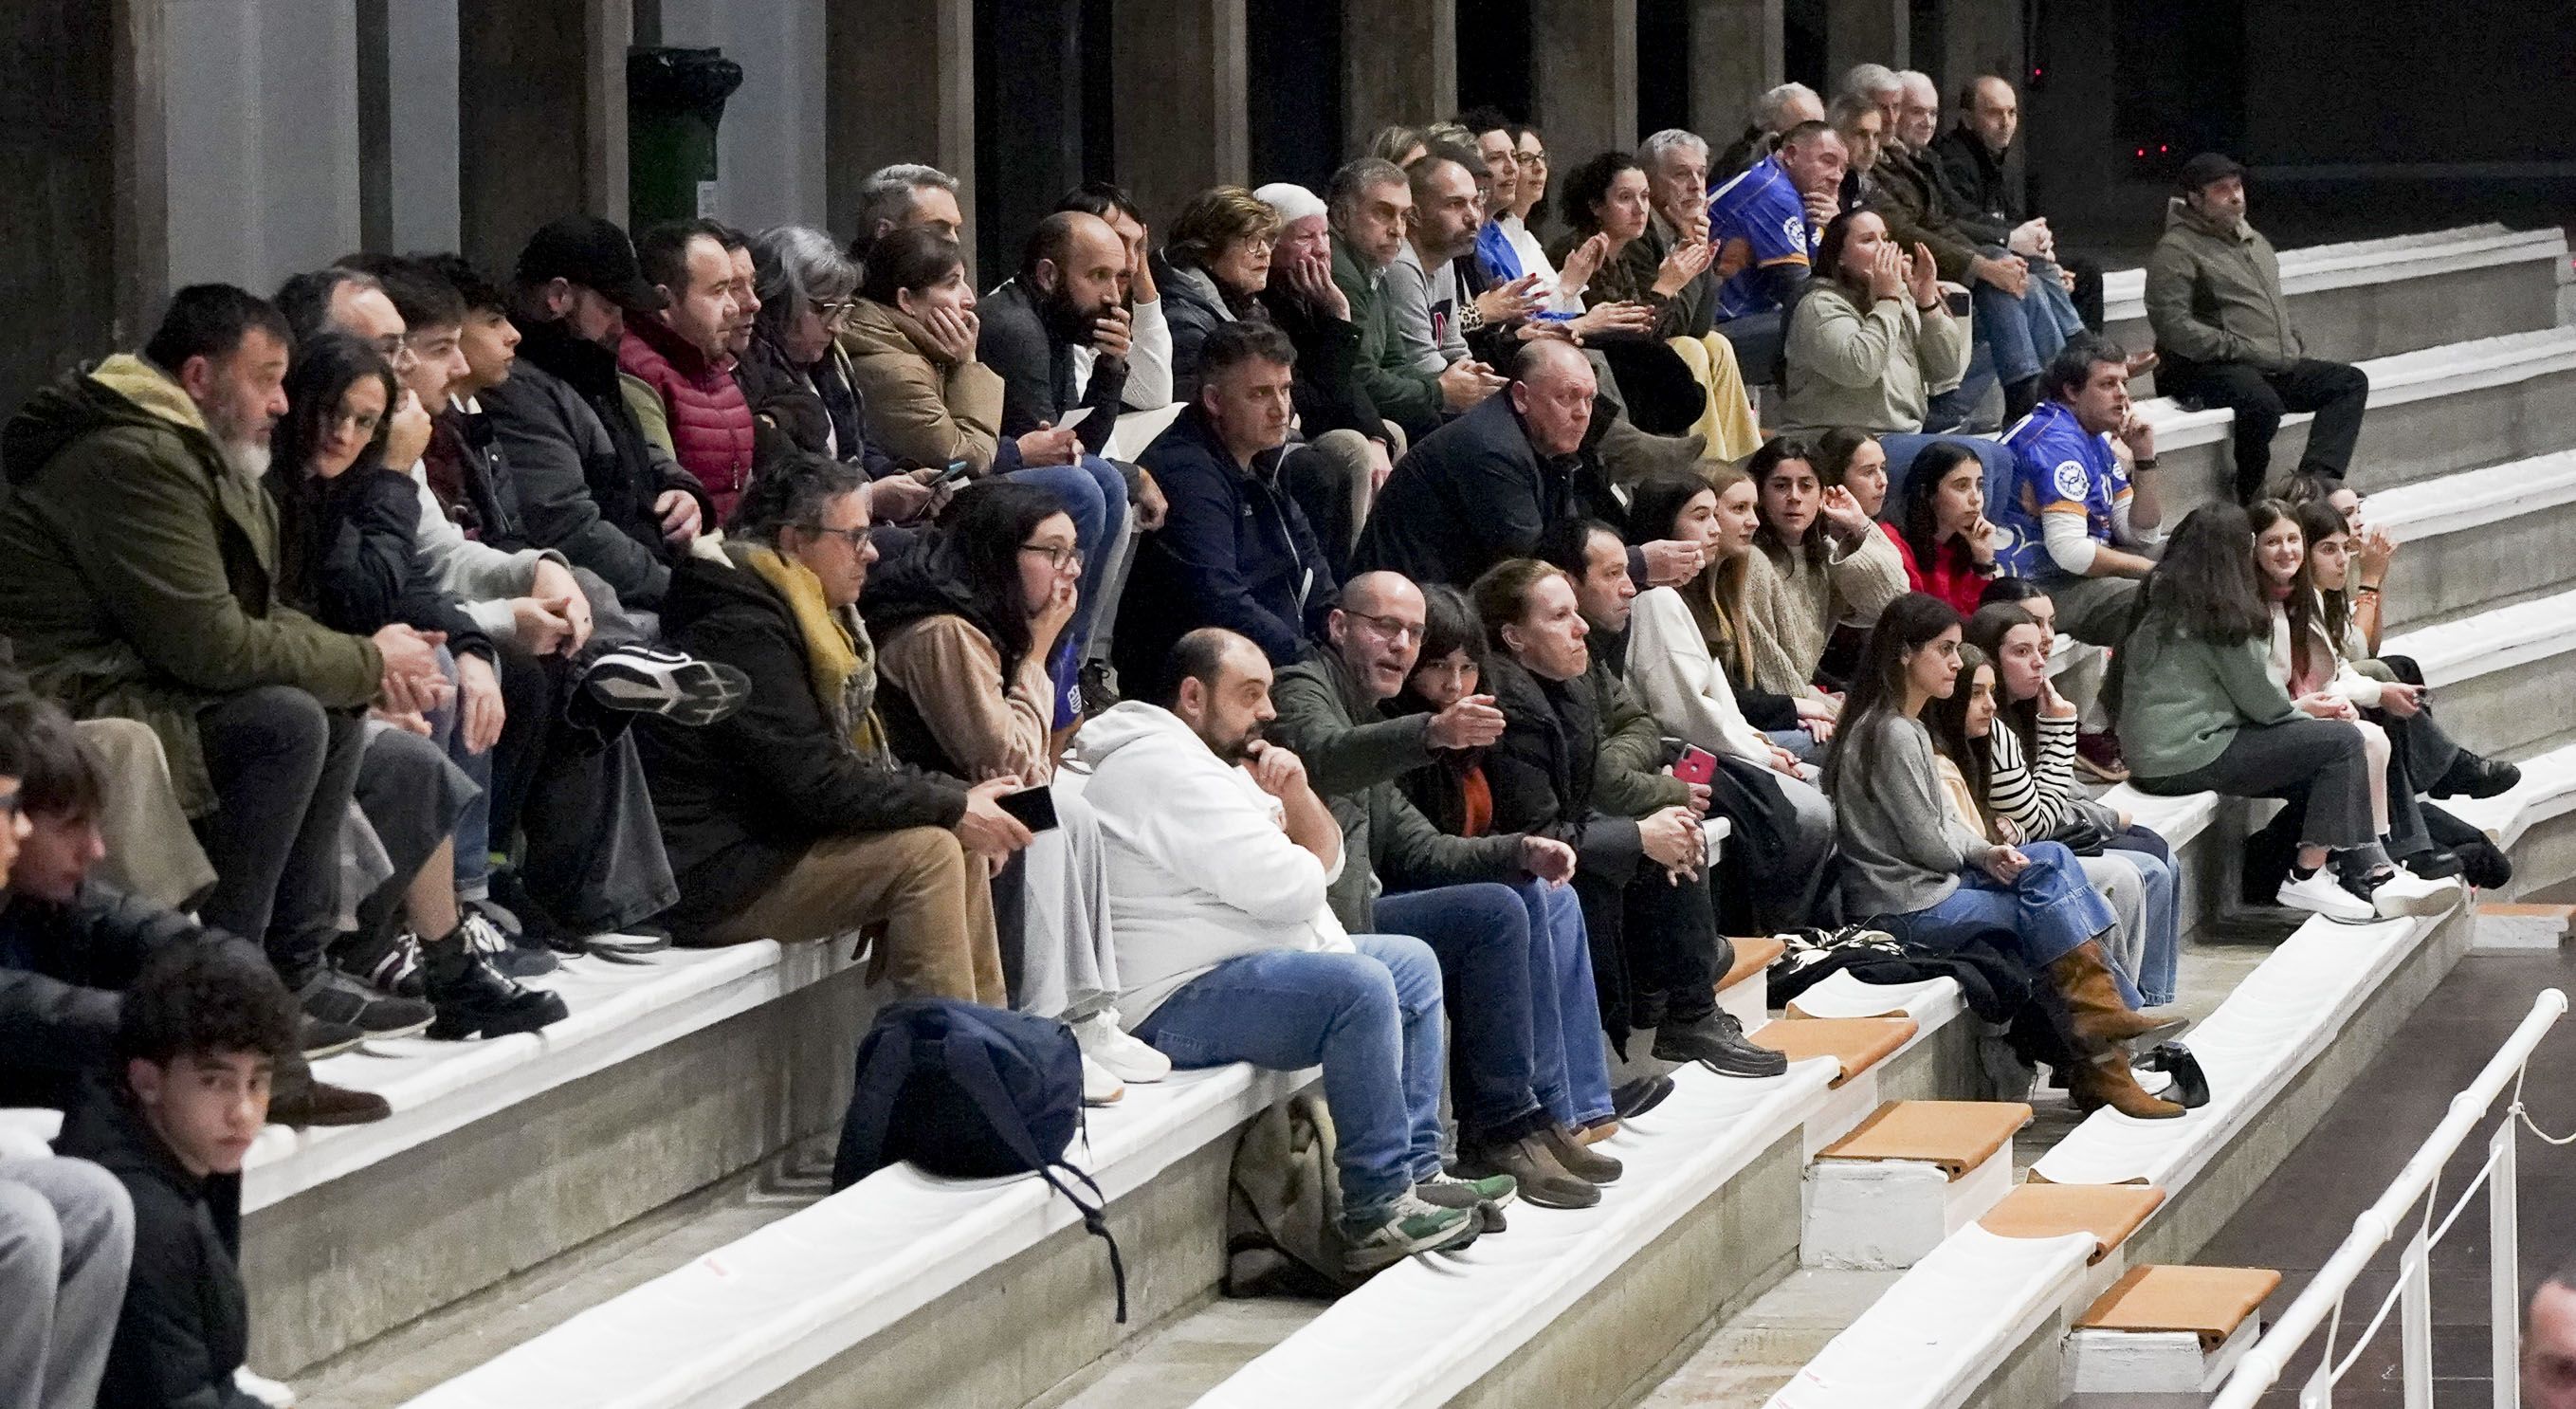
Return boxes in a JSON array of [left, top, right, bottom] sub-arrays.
[[2493, 1118, 2521, 1409], [2402, 1230, 2432, 1408]]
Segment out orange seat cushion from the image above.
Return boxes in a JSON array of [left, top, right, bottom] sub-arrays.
[[1979, 1182, 2166, 1263], [1720, 935, 1786, 992], [2076, 1264, 2283, 1346], [1752, 1016, 1915, 1087], [1818, 1100, 2034, 1180]]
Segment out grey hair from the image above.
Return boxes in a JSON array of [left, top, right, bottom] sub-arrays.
[[1894, 69, 1939, 102], [1637, 128, 1710, 174], [1326, 157, 1411, 226], [1753, 82, 1821, 130], [1837, 63, 1902, 103], [852, 163, 959, 241], [752, 225, 859, 345]]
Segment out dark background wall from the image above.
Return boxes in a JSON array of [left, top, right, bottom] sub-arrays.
[[0, 0, 117, 416]]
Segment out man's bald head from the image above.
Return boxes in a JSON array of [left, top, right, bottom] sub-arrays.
[[1893, 70, 1941, 151], [1330, 572, 1431, 699], [1509, 339, 1597, 457], [1964, 76, 2019, 155], [1514, 337, 1594, 389], [1023, 210, 1127, 334]]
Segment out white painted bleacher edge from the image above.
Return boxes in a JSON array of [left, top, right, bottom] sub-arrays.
[[2444, 740, 2576, 851], [2381, 584, 2576, 692], [244, 942, 853, 1213], [2100, 224, 2567, 323], [2362, 448, 2576, 541], [1197, 1060, 1843, 1409], [1769, 902, 2464, 1409], [402, 1061, 1317, 1409], [2137, 324, 2576, 454]]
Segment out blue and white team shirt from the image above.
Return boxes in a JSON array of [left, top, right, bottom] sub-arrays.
[[1995, 400, 2129, 580], [1705, 156, 1818, 321]]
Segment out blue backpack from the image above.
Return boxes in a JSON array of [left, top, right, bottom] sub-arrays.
[[831, 998, 1128, 1321]]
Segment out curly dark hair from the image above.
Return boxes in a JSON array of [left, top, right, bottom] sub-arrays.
[[1558, 151, 1643, 236], [928, 479, 1076, 679], [118, 941, 300, 1067]]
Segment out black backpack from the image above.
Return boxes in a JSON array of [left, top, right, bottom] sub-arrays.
[[831, 998, 1128, 1321]]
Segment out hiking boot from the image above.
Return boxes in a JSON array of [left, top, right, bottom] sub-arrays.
[[2069, 1052, 2185, 1120], [1611, 1074, 1674, 1120], [2429, 752, 2519, 800], [1341, 1192, 1478, 1268], [1653, 1010, 1789, 1077], [2046, 942, 2191, 1050], [1539, 1122, 1623, 1184], [581, 645, 750, 725], [2074, 731, 2130, 782], [461, 909, 557, 979], [1073, 1010, 1172, 1084], [421, 929, 568, 1040], [298, 1016, 366, 1061], [2276, 868, 2376, 924], [1456, 1133, 1599, 1209], [300, 970, 433, 1039]]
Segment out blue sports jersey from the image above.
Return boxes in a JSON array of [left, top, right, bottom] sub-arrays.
[[1996, 400, 2130, 579], [1706, 156, 1817, 320]]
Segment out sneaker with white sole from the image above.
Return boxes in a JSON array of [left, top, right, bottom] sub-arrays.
[[1072, 1010, 1172, 1084], [581, 646, 750, 725], [1340, 1192, 1479, 1269], [461, 910, 557, 979], [2276, 869, 2376, 924], [1080, 1052, 1125, 1106], [2369, 867, 2465, 919], [235, 1367, 297, 1408]]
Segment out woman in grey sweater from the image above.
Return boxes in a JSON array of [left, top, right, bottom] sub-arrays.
[[1822, 593, 2183, 1118]]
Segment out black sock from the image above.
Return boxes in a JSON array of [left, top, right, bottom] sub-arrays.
[[418, 924, 474, 984], [2291, 863, 2319, 881]]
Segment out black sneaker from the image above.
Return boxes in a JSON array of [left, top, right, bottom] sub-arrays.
[[2430, 753, 2520, 800], [424, 951, 569, 1041], [488, 869, 587, 958], [336, 928, 425, 1000], [580, 646, 750, 726], [1653, 1010, 1789, 1077], [300, 1015, 367, 1061], [462, 908, 558, 979], [301, 970, 434, 1039]]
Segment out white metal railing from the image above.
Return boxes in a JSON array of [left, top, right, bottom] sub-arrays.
[[2211, 986, 2570, 1409]]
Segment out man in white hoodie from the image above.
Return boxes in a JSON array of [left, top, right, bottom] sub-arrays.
[[1070, 629, 1502, 1265]]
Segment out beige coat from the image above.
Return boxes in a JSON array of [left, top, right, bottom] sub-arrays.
[[838, 299, 1010, 475]]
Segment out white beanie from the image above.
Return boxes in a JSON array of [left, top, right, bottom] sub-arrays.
[[1254, 182, 1328, 226]]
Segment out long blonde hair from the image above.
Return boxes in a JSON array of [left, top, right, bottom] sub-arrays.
[[1690, 466, 1759, 681]]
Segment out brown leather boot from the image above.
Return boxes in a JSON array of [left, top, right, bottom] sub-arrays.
[[269, 1054, 391, 1128], [2070, 1052, 2185, 1120], [2048, 942, 2190, 1049]]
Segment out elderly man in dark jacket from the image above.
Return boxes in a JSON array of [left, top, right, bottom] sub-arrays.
[[1932, 76, 2105, 329], [483, 215, 711, 609], [636, 452, 1031, 1002], [1116, 323, 1338, 688], [0, 284, 441, 1039]]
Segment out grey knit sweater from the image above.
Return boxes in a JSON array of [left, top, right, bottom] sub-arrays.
[[1824, 712, 1996, 917]]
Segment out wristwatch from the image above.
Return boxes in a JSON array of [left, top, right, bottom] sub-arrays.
[[2131, 456, 2159, 470]]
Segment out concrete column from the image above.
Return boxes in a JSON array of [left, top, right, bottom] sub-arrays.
[[1825, 0, 1908, 85], [1111, 0, 1249, 228], [1343, 0, 1454, 156], [826, 0, 975, 248], [113, 0, 170, 345], [459, 0, 627, 277], [1941, 0, 2023, 96], [356, 0, 461, 253], [1529, 0, 1637, 164], [1689, 0, 1783, 141], [163, 0, 363, 293], [657, 0, 830, 232]]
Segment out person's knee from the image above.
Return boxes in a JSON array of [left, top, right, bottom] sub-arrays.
[[0, 1180, 64, 1275], [219, 686, 332, 759], [2354, 720, 2391, 766], [2329, 363, 2370, 399], [1359, 934, 1440, 1007]]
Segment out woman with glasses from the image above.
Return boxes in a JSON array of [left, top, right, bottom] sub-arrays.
[[743, 226, 952, 529], [861, 479, 1166, 1098]]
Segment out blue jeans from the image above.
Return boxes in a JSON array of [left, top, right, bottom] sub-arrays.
[[2104, 827, 2180, 1007], [423, 648, 493, 901], [1134, 934, 1444, 1217], [1878, 433, 2023, 527], [1971, 253, 2083, 386], [1375, 885, 1549, 1144], [1767, 727, 1823, 764], [1516, 879, 1616, 1129], [1870, 840, 2114, 971], [1002, 455, 1129, 723]]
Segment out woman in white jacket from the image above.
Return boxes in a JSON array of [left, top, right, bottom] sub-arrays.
[[1622, 469, 1840, 928]]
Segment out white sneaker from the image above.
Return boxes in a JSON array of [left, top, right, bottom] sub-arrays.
[[235, 1367, 297, 1408], [1080, 1052, 1125, 1107], [1073, 1010, 1173, 1084], [2370, 868, 2465, 919], [2277, 869, 2376, 924]]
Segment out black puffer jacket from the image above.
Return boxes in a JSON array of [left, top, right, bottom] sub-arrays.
[[267, 465, 492, 662], [0, 883, 265, 1110]]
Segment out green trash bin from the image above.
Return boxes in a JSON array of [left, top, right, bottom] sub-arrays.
[[628, 46, 744, 229]]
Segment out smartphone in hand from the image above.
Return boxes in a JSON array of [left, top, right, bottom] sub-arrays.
[[1672, 745, 1719, 787], [996, 786, 1060, 833]]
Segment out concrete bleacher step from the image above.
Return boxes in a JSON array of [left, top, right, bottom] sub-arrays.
[[2101, 224, 2569, 370], [2474, 902, 2576, 951], [2379, 583, 2576, 760], [2442, 739, 2576, 898], [1803, 1100, 2032, 1270], [2364, 449, 2576, 631], [2061, 1263, 2282, 1395], [2139, 325, 2576, 515]]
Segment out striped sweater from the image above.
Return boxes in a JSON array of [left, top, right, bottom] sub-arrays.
[[1986, 713, 2104, 840]]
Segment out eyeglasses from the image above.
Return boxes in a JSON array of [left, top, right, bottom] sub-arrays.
[[1517, 151, 1549, 168], [0, 790, 18, 820], [1349, 613, 1423, 647], [1019, 542, 1086, 572], [796, 523, 871, 551], [368, 333, 420, 374], [816, 301, 860, 331]]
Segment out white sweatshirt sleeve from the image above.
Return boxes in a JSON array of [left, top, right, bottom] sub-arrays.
[[1626, 589, 1776, 762], [1122, 296, 1174, 410]]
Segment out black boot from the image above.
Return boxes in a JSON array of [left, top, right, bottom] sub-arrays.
[[420, 925, 569, 1040], [2429, 752, 2520, 800], [1652, 1010, 1788, 1077]]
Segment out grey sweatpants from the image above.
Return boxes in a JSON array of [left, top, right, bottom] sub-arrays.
[[0, 1157, 134, 1409]]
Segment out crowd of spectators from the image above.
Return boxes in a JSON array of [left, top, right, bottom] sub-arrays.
[[0, 55, 2507, 1407]]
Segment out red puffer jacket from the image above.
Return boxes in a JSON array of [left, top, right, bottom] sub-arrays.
[[618, 316, 757, 522]]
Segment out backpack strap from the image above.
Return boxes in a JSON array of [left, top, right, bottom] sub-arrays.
[[941, 1026, 1130, 1323], [830, 1025, 919, 1192]]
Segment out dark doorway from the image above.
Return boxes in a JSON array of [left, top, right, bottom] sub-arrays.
[[1251, 0, 1344, 191], [0, 0, 118, 413], [1457, 0, 1534, 125], [1636, 0, 1690, 137], [974, 0, 1087, 284]]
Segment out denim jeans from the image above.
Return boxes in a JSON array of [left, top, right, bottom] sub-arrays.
[[1869, 840, 2114, 970], [1375, 885, 1550, 1144], [1878, 432, 2024, 526], [422, 647, 494, 901], [1002, 455, 1129, 723], [1971, 253, 2082, 386], [1767, 727, 1823, 764], [1514, 879, 1616, 1129], [2101, 830, 2179, 1007], [1135, 934, 1444, 1217]]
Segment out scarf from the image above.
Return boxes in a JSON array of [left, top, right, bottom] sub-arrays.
[[738, 542, 886, 758]]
